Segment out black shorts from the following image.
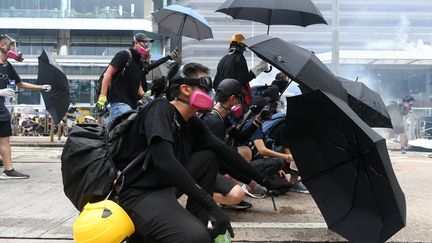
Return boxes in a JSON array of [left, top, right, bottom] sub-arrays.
[[0, 120, 12, 137], [214, 173, 237, 196]]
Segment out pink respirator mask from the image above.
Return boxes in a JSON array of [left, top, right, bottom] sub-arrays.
[[7, 50, 24, 62], [189, 90, 214, 111], [230, 103, 243, 118]]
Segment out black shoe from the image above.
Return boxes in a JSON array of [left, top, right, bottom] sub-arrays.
[[0, 159, 3, 167], [0, 169, 30, 180], [221, 200, 252, 210]]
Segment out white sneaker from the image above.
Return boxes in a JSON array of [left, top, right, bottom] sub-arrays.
[[241, 184, 266, 199]]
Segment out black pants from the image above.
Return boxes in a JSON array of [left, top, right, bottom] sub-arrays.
[[128, 150, 218, 243]]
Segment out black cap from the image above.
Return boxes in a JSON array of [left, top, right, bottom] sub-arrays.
[[250, 96, 270, 111], [216, 78, 242, 97], [133, 33, 154, 43]]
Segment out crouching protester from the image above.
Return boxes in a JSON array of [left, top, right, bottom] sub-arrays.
[[111, 62, 290, 242]]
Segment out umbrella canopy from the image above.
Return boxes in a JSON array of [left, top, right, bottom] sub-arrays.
[[216, 0, 327, 34], [152, 4, 213, 45], [284, 90, 406, 243], [243, 35, 348, 102], [36, 49, 70, 125], [145, 59, 174, 81], [339, 77, 392, 128]]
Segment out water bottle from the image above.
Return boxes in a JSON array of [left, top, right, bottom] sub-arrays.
[[6, 80, 16, 104], [214, 230, 231, 243]]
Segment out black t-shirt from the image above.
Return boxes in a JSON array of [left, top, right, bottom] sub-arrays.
[[115, 98, 223, 207], [108, 49, 144, 109], [213, 51, 255, 89], [0, 62, 21, 121], [201, 111, 227, 141]]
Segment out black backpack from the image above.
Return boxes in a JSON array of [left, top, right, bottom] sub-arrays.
[[94, 49, 133, 103], [61, 100, 179, 211]]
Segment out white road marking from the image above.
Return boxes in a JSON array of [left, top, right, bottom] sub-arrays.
[[231, 222, 328, 229]]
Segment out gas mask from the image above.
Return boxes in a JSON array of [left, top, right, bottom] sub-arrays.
[[190, 89, 214, 111], [230, 103, 243, 118], [137, 42, 151, 57], [7, 50, 24, 62]]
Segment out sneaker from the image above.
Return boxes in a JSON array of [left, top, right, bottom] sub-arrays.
[[0, 159, 3, 167], [289, 181, 309, 194], [0, 169, 30, 180], [241, 184, 266, 199], [221, 200, 252, 210]]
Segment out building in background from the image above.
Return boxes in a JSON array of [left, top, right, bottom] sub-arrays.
[[1, 0, 432, 107], [0, 0, 174, 107]]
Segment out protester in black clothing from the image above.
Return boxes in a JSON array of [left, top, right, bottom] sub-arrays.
[[96, 32, 179, 120], [115, 63, 290, 242], [213, 33, 270, 107], [0, 34, 51, 179]]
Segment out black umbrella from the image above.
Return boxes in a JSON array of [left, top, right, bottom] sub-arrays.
[[36, 49, 70, 125], [152, 4, 213, 46], [243, 35, 348, 102], [284, 90, 406, 243], [339, 77, 392, 128], [216, 0, 327, 34]]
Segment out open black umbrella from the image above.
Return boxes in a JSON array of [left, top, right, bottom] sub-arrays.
[[339, 77, 392, 128], [243, 35, 348, 102], [36, 49, 70, 125], [152, 4, 213, 46], [216, 0, 327, 34], [283, 90, 406, 243]]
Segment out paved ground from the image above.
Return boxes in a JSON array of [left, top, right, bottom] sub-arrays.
[[0, 137, 431, 242]]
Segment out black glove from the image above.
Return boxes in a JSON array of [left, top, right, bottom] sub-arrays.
[[207, 204, 234, 239]]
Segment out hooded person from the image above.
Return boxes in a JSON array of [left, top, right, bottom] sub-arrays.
[[0, 34, 51, 179], [213, 33, 270, 109], [95, 32, 180, 120]]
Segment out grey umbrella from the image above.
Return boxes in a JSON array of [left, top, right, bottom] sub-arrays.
[[216, 0, 327, 34], [243, 35, 348, 102], [152, 4, 213, 46]]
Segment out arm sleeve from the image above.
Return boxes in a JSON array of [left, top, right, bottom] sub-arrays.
[[8, 64, 22, 83], [228, 122, 259, 144], [110, 50, 130, 69], [150, 139, 217, 209], [142, 55, 171, 74]]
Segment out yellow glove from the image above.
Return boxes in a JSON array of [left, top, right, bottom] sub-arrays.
[[95, 95, 107, 114]]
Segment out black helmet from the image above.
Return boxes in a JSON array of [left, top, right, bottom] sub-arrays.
[[216, 78, 242, 97], [133, 33, 154, 43]]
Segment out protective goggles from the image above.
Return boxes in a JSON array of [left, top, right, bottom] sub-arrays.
[[182, 76, 213, 93]]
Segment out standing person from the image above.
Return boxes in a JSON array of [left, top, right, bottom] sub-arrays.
[[387, 95, 415, 154], [0, 34, 51, 179], [213, 33, 270, 108], [95, 33, 179, 120], [114, 62, 290, 242]]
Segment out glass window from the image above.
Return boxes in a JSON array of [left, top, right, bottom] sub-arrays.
[[17, 79, 41, 105], [69, 80, 94, 104]]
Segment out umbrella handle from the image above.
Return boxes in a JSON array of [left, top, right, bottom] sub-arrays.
[[264, 66, 273, 73]]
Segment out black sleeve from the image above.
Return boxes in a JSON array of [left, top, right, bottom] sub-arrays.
[[150, 139, 218, 209], [228, 122, 259, 144], [110, 50, 130, 70], [8, 63, 22, 83], [143, 99, 175, 144], [142, 55, 171, 74], [210, 142, 266, 185], [235, 55, 255, 84]]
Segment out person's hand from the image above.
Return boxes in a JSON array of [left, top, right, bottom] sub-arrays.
[[42, 84, 51, 92], [0, 88, 15, 97], [95, 95, 107, 114], [250, 60, 270, 77], [168, 49, 180, 59], [279, 170, 286, 179], [207, 204, 234, 239]]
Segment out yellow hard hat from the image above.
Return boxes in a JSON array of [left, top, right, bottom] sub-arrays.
[[73, 200, 135, 243], [229, 34, 246, 44]]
